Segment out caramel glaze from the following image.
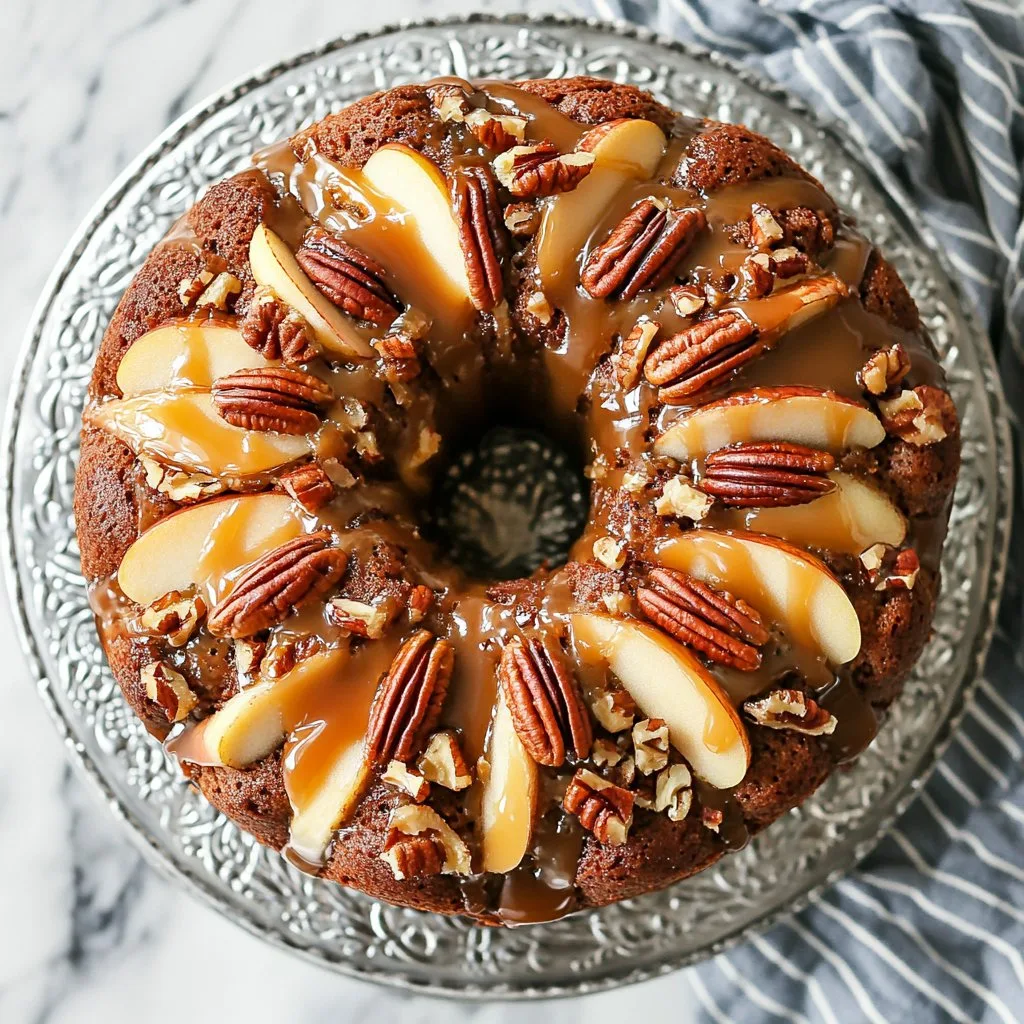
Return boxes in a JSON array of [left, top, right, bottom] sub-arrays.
[[88, 78, 953, 925]]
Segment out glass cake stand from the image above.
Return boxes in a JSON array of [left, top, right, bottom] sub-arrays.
[[1, 14, 1012, 998]]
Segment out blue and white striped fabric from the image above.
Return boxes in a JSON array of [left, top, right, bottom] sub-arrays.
[[581, 2, 1024, 1020]]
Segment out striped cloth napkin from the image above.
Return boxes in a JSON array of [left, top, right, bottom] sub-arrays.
[[580, 2, 1024, 1020]]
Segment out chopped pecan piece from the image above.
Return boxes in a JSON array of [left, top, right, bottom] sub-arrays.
[[615, 317, 660, 390], [655, 763, 693, 821], [278, 462, 335, 512], [366, 630, 454, 764], [498, 635, 592, 766], [592, 536, 626, 570], [137, 590, 206, 647], [380, 804, 470, 880], [373, 307, 431, 382], [418, 730, 473, 790], [260, 635, 324, 679], [140, 457, 223, 503], [749, 204, 784, 248], [233, 638, 265, 679], [589, 688, 636, 733], [563, 768, 634, 845], [178, 269, 214, 307], [240, 287, 320, 364], [452, 164, 508, 311], [591, 737, 624, 768], [503, 201, 540, 237], [743, 205, 834, 254], [195, 272, 241, 311], [430, 82, 472, 122], [632, 718, 669, 775], [859, 544, 920, 591], [858, 343, 911, 396], [655, 477, 713, 521], [464, 108, 527, 151], [701, 806, 724, 832], [142, 662, 197, 723], [702, 442, 836, 507], [743, 688, 837, 736], [669, 284, 706, 317], [212, 367, 334, 434], [878, 385, 956, 446], [581, 200, 707, 300], [296, 227, 401, 326], [407, 585, 434, 623], [644, 312, 762, 403], [637, 567, 769, 671], [208, 532, 347, 638], [382, 760, 430, 802], [326, 598, 393, 639], [493, 141, 594, 198]]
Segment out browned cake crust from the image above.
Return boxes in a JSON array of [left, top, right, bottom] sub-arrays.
[[74, 76, 960, 923]]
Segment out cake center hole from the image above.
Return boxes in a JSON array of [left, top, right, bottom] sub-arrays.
[[429, 426, 589, 581]]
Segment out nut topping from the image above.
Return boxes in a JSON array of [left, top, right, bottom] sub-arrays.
[[142, 662, 197, 723], [418, 730, 473, 790], [366, 630, 454, 765], [195, 272, 242, 311], [615, 317, 660, 390], [140, 457, 224, 504], [240, 287, 320, 364], [878, 385, 956, 446], [212, 367, 334, 435], [493, 141, 595, 198], [452, 165, 508, 311], [326, 598, 393, 639], [743, 205, 835, 254], [637, 567, 769, 671], [296, 227, 401, 327], [563, 768, 634, 845], [632, 718, 669, 775], [277, 461, 335, 512], [581, 199, 707, 300], [373, 307, 432, 383], [654, 763, 693, 821], [702, 442, 837, 507], [407, 585, 434, 623], [464, 108, 528, 151], [644, 312, 763, 403], [137, 590, 206, 647], [589, 688, 636, 733], [498, 635, 593, 766], [655, 477, 713, 521], [380, 804, 471, 880], [743, 688, 837, 736], [592, 536, 626, 570], [382, 760, 430, 802], [503, 202, 540, 237], [208, 532, 347, 638], [858, 343, 911, 396], [859, 544, 920, 591]]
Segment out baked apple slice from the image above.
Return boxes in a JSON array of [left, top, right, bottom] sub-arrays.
[[91, 389, 310, 478], [537, 119, 667, 285], [479, 693, 539, 873], [654, 530, 862, 664], [655, 386, 885, 462], [116, 322, 273, 397], [727, 471, 906, 555], [249, 224, 373, 359], [117, 492, 306, 607], [571, 613, 750, 789]]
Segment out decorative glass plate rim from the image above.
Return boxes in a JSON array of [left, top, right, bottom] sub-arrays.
[[1, 13, 1012, 999]]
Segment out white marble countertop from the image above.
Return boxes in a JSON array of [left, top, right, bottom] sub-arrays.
[[0, 1, 707, 1020]]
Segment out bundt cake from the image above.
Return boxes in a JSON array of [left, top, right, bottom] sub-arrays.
[[74, 76, 960, 924]]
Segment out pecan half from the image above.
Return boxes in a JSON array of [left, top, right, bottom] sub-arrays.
[[743, 688, 837, 735], [702, 442, 836, 507], [240, 287, 320, 364], [207, 532, 347, 638], [277, 461, 335, 511], [452, 164, 508, 311], [366, 630, 454, 764], [493, 141, 594, 198], [644, 312, 762, 403], [212, 367, 334, 434], [498, 635, 592, 766], [563, 768, 634, 845], [637, 567, 769, 671], [295, 227, 401, 326], [581, 200, 707, 300]]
